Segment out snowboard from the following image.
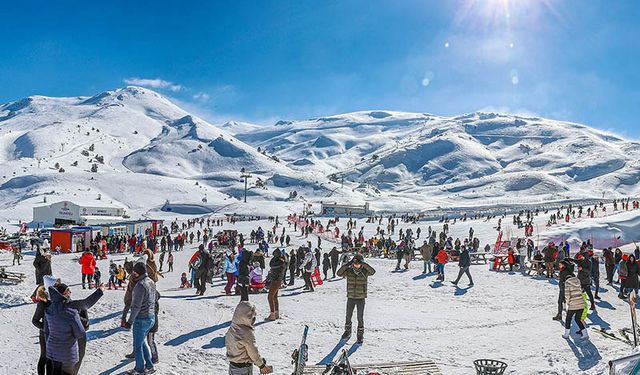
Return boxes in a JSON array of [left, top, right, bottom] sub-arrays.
[[292, 325, 309, 375]]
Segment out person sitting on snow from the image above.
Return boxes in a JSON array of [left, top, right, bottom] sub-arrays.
[[180, 272, 191, 289], [249, 262, 264, 292]]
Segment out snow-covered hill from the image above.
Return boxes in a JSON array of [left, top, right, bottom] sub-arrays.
[[236, 111, 640, 203], [2, 88, 638, 222], [0, 87, 337, 221]]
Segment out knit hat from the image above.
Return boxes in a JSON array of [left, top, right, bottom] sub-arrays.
[[133, 262, 147, 275], [55, 283, 69, 295], [353, 254, 364, 263]]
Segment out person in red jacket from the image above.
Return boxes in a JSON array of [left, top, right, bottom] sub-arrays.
[[79, 250, 97, 289], [435, 248, 449, 281]]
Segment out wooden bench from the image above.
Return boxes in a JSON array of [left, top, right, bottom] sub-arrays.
[[303, 360, 442, 374]]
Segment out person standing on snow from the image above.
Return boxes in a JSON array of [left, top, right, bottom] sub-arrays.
[[435, 248, 449, 281], [553, 260, 573, 321], [419, 240, 433, 274], [337, 254, 376, 344], [451, 246, 473, 287], [562, 264, 589, 340], [329, 247, 340, 278], [225, 301, 273, 374], [79, 250, 96, 289], [265, 248, 285, 321], [122, 262, 157, 375]]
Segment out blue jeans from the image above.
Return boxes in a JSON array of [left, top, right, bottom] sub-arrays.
[[423, 260, 432, 273], [133, 316, 155, 372]]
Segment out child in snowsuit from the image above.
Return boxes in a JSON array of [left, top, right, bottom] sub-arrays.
[[180, 272, 191, 288], [93, 267, 101, 288]]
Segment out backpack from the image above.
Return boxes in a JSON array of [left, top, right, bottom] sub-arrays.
[[190, 254, 202, 270]]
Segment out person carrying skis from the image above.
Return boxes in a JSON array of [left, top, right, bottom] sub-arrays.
[[451, 246, 473, 286], [225, 301, 273, 374], [337, 254, 376, 344]]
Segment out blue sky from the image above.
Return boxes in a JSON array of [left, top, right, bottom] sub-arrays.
[[1, 1, 639, 137]]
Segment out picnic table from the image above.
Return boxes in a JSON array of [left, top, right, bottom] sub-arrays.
[[526, 259, 546, 276], [469, 252, 490, 264], [490, 255, 510, 271]]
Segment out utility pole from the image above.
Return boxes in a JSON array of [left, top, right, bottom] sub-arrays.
[[240, 169, 252, 203]]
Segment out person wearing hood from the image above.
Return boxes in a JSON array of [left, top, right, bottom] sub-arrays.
[[44, 283, 86, 374], [337, 253, 376, 344], [265, 249, 285, 321], [32, 275, 59, 375], [569, 253, 595, 311], [122, 262, 157, 375], [225, 301, 273, 374], [562, 266, 589, 340], [238, 250, 254, 302]]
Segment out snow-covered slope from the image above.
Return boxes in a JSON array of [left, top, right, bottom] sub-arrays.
[[236, 111, 640, 203], [0, 87, 336, 221]]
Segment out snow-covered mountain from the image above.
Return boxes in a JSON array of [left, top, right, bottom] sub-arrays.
[[236, 110, 640, 202], [0, 87, 336, 221], [1, 87, 638, 222]]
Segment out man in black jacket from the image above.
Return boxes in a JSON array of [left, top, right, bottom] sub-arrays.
[[451, 246, 474, 286], [553, 259, 573, 321]]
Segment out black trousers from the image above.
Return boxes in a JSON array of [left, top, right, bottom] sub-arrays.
[[565, 309, 586, 330], [38, 332, 52, 375], [303, 271, 314, 290], [605, 264, 614, 283], [345, 298, 365, 329], [50, 360, 75, 375], [453, 266, 473, 284], [592, 274, 600, 296], [557, 289, 565, 316], [331, 260, 338, 278], [81, 274, 93, 288], [239, 284, 249, 301]]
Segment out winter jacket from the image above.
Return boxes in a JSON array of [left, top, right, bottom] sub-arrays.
[[329, 248, 340, 264], [543, 247, 555, 262], [225, 302, 267, 368], [223, 255, 237, 274], [127, 274, 156, 324], [44, 287, 86, 364], [337, 261, 376, 299], [267, 250, 286, 282], [303, 252, 315, 272], [603, 248, 615, 266], [619, 260, 628, 278], [79, 252, 96, 275], [33, 251, 52, 284], [249, 268, 263, 285], [435, 250, 449, 265], [419, 243, 433, 261], [564, 276, 584, 311], [572, 257, 592, 285], [458, 249, 471, 268], [626, 261, 639, 290], [238, 251, 253, 286]]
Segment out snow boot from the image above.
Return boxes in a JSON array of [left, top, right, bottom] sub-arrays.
[[125, 352, 135, 359], [265, 312, 276, 321], [581, 328, 589, 340], [562, 329, 570, 339], [552, 314, 562, 321], [275, 310, 280, 320], [341, 325, 352, 341], [356, 327, 364, 344]]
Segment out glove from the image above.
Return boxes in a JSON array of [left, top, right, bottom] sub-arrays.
[[121, 321, 131, 329], [260, 366, 273, 374]]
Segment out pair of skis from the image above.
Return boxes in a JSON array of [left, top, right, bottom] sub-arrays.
[[593, 328, 634, 346], [291, 326, 355, 375]]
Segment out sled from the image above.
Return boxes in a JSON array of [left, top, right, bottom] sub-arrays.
[[0, 268, 26, 283]]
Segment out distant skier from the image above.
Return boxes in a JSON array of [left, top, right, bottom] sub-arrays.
[[337, 254, 376, 344]]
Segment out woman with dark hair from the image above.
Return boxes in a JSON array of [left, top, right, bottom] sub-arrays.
[[265, 249, 285, 321]]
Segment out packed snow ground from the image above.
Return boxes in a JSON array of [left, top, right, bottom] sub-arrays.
[[2, 208, 640, 374]]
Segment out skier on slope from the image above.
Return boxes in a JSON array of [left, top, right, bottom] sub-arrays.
[[337, 254, 376, 344]]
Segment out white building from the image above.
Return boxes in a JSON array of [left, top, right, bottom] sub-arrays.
[[33, 200, 127, 226], [321, 202, 370, 216]]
